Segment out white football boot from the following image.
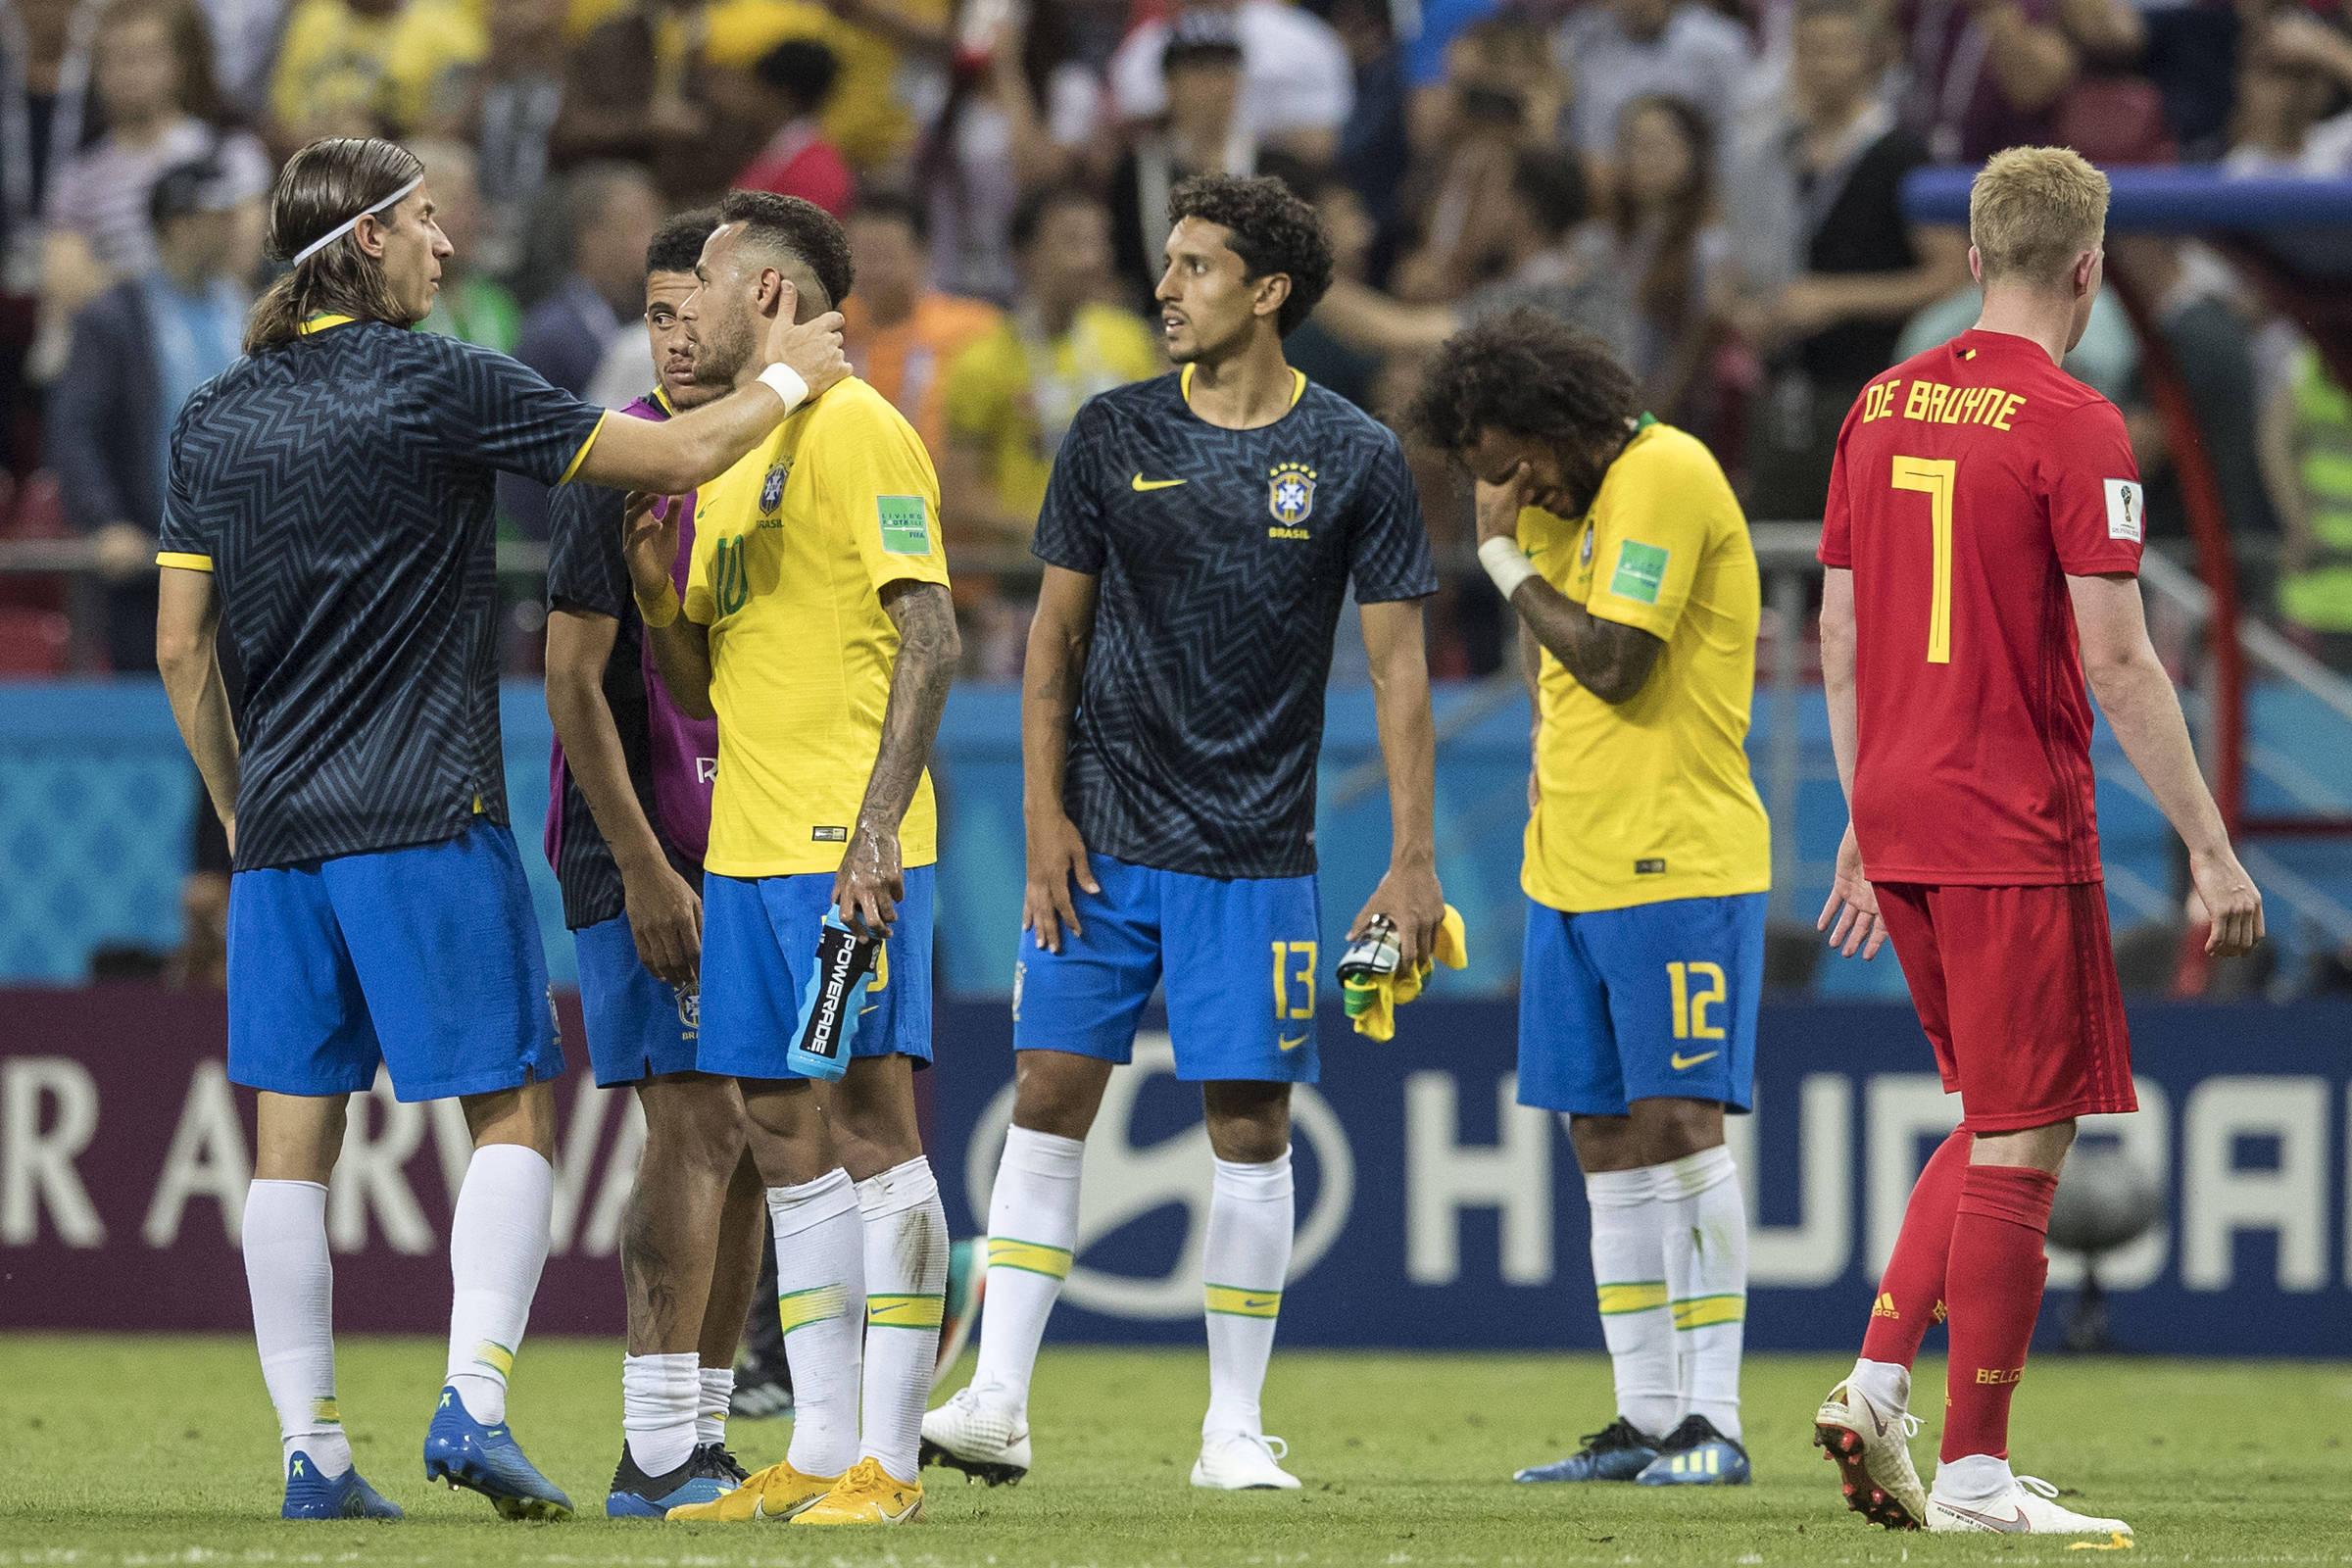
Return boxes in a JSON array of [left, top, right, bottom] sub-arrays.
[[1815, 1377, 1928, 1530], [1191, 1430, 1301, 1491], [1929, 1474, 2132, 1537], [918, 1386, 1031, 1486]]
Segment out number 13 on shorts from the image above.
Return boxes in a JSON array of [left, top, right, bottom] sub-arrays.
[[1667, 960, 1726, 1041]]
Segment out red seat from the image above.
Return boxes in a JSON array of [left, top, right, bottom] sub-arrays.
[[8, 470, 69, 538], [0, 469, 63, 613], [0, 606, 70, 673]]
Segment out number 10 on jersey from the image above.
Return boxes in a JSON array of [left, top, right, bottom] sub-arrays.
[[1890, 456, 1955, 664]]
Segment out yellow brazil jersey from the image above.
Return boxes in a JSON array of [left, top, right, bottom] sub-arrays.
[[943, 304, 1164, 522], [684, 376, 950, 878], [1519, 418, 1770, 912], [270, 0, 484, 138]]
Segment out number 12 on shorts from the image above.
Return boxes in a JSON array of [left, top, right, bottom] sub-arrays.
[[1667, 961, 1726, 1042]]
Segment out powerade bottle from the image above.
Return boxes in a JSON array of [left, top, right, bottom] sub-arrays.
[[787, 912, 876, 1080], [1338, 913, 1401, 1026]]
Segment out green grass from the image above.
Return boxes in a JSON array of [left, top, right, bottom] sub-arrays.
[[3, 1337, 2349, 1564]]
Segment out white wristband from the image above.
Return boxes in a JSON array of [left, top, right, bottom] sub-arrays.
[[757, 362, 809, 415], [1479, 535, 1538, 600]]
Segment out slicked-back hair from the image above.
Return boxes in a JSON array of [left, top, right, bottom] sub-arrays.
[[1971, 146, 2109, 288], [715, 188, 855, 311], [647, 208, 718, 277], [1406, 307, 1639, 458], [245, 136, 424, 353], [1167, 172, 1333, 337]]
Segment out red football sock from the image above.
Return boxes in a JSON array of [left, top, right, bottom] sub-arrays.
[[1939, 1163, 2059, 1463], [1858, 1129, 1971, 1368]]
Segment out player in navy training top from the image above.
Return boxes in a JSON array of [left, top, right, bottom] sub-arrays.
[[151, 136, 847, 1522], [539, 208, 779, 1517], [923, 174, 1445, 1493]]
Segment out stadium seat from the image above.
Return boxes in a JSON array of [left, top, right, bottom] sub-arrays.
[[0, 606, 70, 674], [9, 470, 69, 538]]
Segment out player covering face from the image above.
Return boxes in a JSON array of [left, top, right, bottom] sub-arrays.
[[628, 190, 961, 1528], [1810, 145, 2262, 1538], [541, 209, 776, 1517], [156, 136, 846, 1524], [1411, 311, 1770, 1490], [923, 174, 1446, 1493]]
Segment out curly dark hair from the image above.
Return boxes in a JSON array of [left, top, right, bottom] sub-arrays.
[[1406, 308, 1638, 458], [717, 188, 855, 310], [1167, 172, 1333, 337], [645, 207, 717, 277]]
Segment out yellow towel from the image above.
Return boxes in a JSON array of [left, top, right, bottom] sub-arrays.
[[1343, 905, 1469, 1041]]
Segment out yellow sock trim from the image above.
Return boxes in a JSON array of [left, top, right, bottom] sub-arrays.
[[988, 1237, 1073, 1279], [1596, 1280, 1669, 1315], [1204, 1283, 1282, 1318], [866, 1293, 946, 1330], [777, 1283, 851, 1334], [1670, 1294, 1746, 1330], [472, 1341, 514, 1377], [311, 1396, 340, 1425]]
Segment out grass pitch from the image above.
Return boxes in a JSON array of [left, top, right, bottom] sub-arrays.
[[2, 1337, 2347, 1565]]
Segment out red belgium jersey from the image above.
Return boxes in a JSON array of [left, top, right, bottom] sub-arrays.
[[1820, 327, 2144, 885]]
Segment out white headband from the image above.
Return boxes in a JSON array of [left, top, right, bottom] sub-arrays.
[[289, 175, 423, 267]]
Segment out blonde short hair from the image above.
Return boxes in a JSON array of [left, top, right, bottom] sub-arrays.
[[1969, 146, 2110, 288]]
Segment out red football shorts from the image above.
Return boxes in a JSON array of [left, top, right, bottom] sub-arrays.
[[1873, 881, 2136, 1132]]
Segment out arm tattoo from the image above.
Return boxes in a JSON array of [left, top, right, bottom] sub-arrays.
[[1514, 579, 1664, 705], [858, 580, 959, 827]]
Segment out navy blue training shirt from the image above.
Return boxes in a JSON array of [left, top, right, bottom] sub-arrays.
[[159, 318, 607, 871], [1033, 367, 1438, 880]]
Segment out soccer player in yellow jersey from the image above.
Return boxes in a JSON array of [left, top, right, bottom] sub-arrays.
[[626, 191, 957, 1528], [1411, 309, 1771, 1490]]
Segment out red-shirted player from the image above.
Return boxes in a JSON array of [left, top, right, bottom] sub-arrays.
[[1808, 148, 2264, 1538]]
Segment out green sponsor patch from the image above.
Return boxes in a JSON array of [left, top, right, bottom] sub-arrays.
[[1610, 539, 1668, 606], [877, 494, 930, 555]]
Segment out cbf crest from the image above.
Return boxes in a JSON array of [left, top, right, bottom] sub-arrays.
[[1268, 461, 1316, 536], [760, 458, 793, 515]]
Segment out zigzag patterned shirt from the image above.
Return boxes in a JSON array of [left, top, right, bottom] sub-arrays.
[[1034, 368, 1437, 880], [159, 318, 606, 870]]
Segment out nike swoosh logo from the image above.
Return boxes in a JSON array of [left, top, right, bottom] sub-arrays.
[[1278, 1032, 1308, 1052], [1132, 473, 1186, 491], [1670, 1050, 1719, 1071], [1242, 1298, 1277, 1310], [1943, 1501, 2031, 1533]]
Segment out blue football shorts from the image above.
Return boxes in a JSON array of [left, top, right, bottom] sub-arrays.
[[696, 863, 934, 1080], [1012, 853, 1322, 1084], [1516, 892, 1766, 1117], [225, 821, 564, 1102], [573, 910, 703, 1087]]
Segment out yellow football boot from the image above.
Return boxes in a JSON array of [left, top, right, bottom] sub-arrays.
[[664, 1459, 836, 1522], [792, 1457, 924, 1525]]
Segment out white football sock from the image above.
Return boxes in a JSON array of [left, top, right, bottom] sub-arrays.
[[1656, 1146, 1747, 1442], [1201, 1149, 1292, 1439], [622, 1351, 699, 1476], [1585, 1165, 1680, 1442], [1850, 1356, 1911, 1416], [697, 1364, 733, 1447], [858, 1156, 950, 1483], [244, 1179, 352, 1477], [768, 1168, 864, 1479], [444, 1143, 555, 1424], [1936, 1452, 2016, 1500], [971, 1125, 1085, 1414]]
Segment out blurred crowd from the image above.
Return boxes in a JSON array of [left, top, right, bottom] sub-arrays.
[[6, 0, 2352, 683]]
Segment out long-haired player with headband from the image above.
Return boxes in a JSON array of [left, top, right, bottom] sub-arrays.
[[152, 136, 847, 1523]]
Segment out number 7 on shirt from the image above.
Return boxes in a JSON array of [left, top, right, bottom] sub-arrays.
[[1890, 456, 1956, 664]]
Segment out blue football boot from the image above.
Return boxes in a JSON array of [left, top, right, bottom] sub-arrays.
[[1513, 1418, 1663, 1483], [422, 1386, 573, 1520], [281, 1450, 403, 1519], [606, 1442, 737, 1518], [1635, 1415, 1751, 1486]]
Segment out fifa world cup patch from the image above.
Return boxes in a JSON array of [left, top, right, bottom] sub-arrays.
[[2103, 478, 2143, 542], [877, 494, 931, 555], [1611, 540, 1669, 605]]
